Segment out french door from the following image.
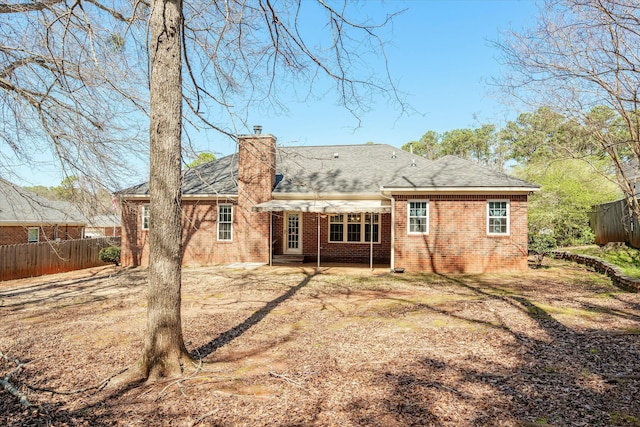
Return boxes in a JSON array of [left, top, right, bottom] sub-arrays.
[[284, 212, 302, 254]]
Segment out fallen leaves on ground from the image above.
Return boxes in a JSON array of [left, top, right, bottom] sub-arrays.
[[1, 259, 639, 426]]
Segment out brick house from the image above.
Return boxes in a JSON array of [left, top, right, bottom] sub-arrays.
[[120, 130, 539, 273], [0, 179, 86, 245]]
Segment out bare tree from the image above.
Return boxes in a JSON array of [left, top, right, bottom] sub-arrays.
[[2, 0, 403, 381], [137, 0, 404, 381], [142, 0, 188, 380], [497, 0, 640, 214], [0, 0, 149, 191]]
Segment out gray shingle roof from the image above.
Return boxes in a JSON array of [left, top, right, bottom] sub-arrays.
[[274, 144, 433, 194], [0, 179, 87, 225], [121, 152, 238, 196], [383, 155, 539, 189], [121, 144, 538, 196]]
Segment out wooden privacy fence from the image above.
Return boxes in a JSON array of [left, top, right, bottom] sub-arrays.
[[0, 237, 121, 281], [590, 198, 640, 249]]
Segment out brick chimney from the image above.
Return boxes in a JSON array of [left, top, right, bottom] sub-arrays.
[[237, 127, 276, 205], [236, 126, 276, 262]]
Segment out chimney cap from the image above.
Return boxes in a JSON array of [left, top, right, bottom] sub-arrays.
[[253, 125, 263, 135]]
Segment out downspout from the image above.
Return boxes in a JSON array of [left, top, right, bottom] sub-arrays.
[[369, 211, 374, 271], [269, 211, 273, 269], [317, 213, 321, 272], [380, 189, 395, 272]]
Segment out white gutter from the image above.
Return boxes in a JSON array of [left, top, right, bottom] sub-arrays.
[[120, 194, 238, 200], [381, 187, 539, 195], [0, 221, 86, 226]]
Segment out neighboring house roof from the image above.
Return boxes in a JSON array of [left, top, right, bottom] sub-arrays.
[[120, 144, 539, 197], [0, 178, 86, 225], [87, 214, 120, 228]]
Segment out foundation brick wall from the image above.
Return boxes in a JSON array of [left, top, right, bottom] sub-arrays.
[[393, 194, 529, 273], [0, 225, 84, 246]]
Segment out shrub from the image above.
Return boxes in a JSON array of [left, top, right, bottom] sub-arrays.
[[99, 246, 121, 266], [529, 234, 557, 268]]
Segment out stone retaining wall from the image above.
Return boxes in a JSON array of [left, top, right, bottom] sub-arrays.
[[552, 251, 640, 293]]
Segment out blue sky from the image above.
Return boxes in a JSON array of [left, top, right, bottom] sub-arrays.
[[19, 0, 540, 188], [197, 0, 539, 161]]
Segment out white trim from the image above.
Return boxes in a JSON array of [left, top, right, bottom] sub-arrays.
[[27, 227, 39, 243], [407, 200, 430, 235], [328, 213, 380, 244], [382, 187, 538, 195], [121, 194, 238, 201], [0, 221, 86, 227], [487, 199, 510, 236], [284, 212, 302, 254], [217, 204, 233, 241]]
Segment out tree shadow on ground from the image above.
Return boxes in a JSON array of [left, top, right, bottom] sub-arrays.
[[0, 267, 146, 313], [362, 273, 640, 426], [189, 271, 317, 359]]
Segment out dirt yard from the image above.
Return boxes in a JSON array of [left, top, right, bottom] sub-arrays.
[[1, 259, 640, 426]]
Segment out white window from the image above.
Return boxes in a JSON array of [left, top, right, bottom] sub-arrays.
[[218, 204, 233, 241], [329, 213, 379, 243], [28, 227, 39, 243], [487, 200, 509, 235], [141, 204, 150, 230], [408, 200, 429, 234]]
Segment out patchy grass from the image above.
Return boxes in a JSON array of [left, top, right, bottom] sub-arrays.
[[567, 244, 640, 278]]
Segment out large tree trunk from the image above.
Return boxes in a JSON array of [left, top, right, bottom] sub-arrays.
[[142, 0, 189, 380]]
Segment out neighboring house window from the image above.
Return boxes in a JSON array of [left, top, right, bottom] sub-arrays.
[[218, 204, 233, 241], [329, 213, 379, 243], [408, 200, 429, 234], [141, 204, 150, 230], [28, 227, 39, 243], [487, 200, 509, 235]]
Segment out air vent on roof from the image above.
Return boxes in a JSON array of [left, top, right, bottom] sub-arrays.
[[333, 152, 339, 159], [411, 159, 417, 167], [391, 151, 396, 159]]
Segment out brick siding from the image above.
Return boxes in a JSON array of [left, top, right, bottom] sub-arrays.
[[120, 134, 530, 273], [121, 193, 530, 272], [393, 194, 529, 273], [121, 134, 276, 267], [0, 225, 85, 246]]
